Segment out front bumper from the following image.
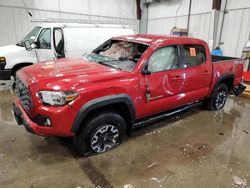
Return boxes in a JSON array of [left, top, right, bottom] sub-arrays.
[[0, 69, 11, 80], [13, 99, 76, 137]]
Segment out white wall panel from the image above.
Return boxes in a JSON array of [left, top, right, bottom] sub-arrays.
[[222, 0, 250, 10], [147, 0, 213, 44], [147, 0, 250, 56], [0, 0, 138, 47], [60, 0, 89, 14], [220, 8, 250, 57]]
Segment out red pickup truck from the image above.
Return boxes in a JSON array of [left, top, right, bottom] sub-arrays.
[[13, 35, 245, 155]]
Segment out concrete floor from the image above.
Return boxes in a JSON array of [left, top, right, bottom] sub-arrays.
[[1, 81, 250, 188]]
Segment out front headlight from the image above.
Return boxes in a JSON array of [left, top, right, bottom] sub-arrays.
[[38, 91, 79, 106]]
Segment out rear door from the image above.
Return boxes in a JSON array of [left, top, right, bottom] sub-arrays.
[[178, 43, 212, 104]]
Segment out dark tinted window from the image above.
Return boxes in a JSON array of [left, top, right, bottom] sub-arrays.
[[148, 45, 179, 73], [182, 44, 206, 68]]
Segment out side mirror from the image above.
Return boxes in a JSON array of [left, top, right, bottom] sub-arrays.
[[31, 43, 37, 49], [24, 40, 36, 51], [24, 40, 32, 51], [141, 64, 151, 75]]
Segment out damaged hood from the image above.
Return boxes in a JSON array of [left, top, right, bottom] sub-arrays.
[[21, 58, 129, 90]]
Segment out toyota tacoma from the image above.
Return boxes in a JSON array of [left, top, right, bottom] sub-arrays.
[[13, 34, 245, 155]]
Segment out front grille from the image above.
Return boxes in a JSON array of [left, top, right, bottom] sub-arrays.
[[15, 77, 32, 111]]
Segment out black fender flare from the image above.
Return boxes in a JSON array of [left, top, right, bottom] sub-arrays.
[[12, 62, 33, 75], [215, 73, 234, 89], [71, 94, 136, 133], [210, 73, 235, 96]]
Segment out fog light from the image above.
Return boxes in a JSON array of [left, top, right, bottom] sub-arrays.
[[33, 115, 52, 127]]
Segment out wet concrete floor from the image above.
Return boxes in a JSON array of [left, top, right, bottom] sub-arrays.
[[0, 81, 250, 188]]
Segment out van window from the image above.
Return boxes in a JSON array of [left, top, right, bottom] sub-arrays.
[[38, 28, 51, 49], [181, 44, 206, 68], [148, 45, 179, 73], [22, 26, 41, 44], [53, 28, 64, 57]]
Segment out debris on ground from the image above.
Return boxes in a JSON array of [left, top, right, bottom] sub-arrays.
[[150, 177, 161, 183], [181, 143, 209, 161], [124, 184, 134, 188], [243, 130, 249, 134], [147, 162, 157, 168], [232, 175, 247, 188]]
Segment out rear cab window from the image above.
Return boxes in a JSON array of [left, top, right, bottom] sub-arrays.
[[181, 44, 206, 68]]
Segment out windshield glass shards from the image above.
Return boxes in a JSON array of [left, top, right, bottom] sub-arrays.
[[86, 40, 148, 72]]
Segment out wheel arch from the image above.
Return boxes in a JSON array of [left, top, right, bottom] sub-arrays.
[[71, 94, 136, 135], [11, 62, 33, 75], [210, 73, 235, 96]]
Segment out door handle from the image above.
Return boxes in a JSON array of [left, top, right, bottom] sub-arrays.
[[172, 75, 183, 81], [203, 70, 209, 76]]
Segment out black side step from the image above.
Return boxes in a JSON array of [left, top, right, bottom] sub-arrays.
[[133, 102, 201, 129]]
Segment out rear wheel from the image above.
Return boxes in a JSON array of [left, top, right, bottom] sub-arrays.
[[204, 83, 228, 110], [75, 112, 126, 156]]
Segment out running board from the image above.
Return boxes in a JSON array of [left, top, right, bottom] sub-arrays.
[[133, 102, 201, 129]]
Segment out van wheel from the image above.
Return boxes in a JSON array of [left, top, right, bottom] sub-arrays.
[[75, 112, 126, 156], [12, 67, 23, 89], [204, 83, 228, 110]]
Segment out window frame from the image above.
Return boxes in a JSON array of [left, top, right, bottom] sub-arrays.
[[146, 44, 181, 74], [53, 27, 64, 56], [180, 44, 207, 69], [37, 28, 52, 50]]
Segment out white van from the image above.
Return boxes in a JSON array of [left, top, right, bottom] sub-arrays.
[[0, 23, 134, 80]]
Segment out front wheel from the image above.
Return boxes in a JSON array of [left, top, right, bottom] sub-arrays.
[[75, 112, 126, 156], [204, 83, 228, 110]]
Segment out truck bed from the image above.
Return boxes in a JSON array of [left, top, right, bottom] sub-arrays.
[[212, 55, 239, 63], [211, 55, 245, 90]]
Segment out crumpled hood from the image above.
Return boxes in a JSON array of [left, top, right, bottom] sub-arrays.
[[22, 58, 128, 90]]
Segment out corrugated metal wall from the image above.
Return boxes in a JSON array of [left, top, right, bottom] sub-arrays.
[[147, 0, 214, 48], [0, 0, 138, 47], [146, 0, 250, 57], [147, 12, 213, 44], [220, 7, 250, 57]]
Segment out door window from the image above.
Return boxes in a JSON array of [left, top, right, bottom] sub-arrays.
[[148, 45, 179, 73], [38, 28, 51, 49], [181, 44, 206, 68]]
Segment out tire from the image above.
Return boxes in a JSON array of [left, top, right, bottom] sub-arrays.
[[75, 112, 126, 156], [204, 83, 228, 111]]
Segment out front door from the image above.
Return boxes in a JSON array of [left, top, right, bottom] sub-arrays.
[[138, 45, 184, 117], [35, 28, 55, 62]]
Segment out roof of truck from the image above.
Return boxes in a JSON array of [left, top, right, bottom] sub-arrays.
[[113, 34, 206, 46]]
